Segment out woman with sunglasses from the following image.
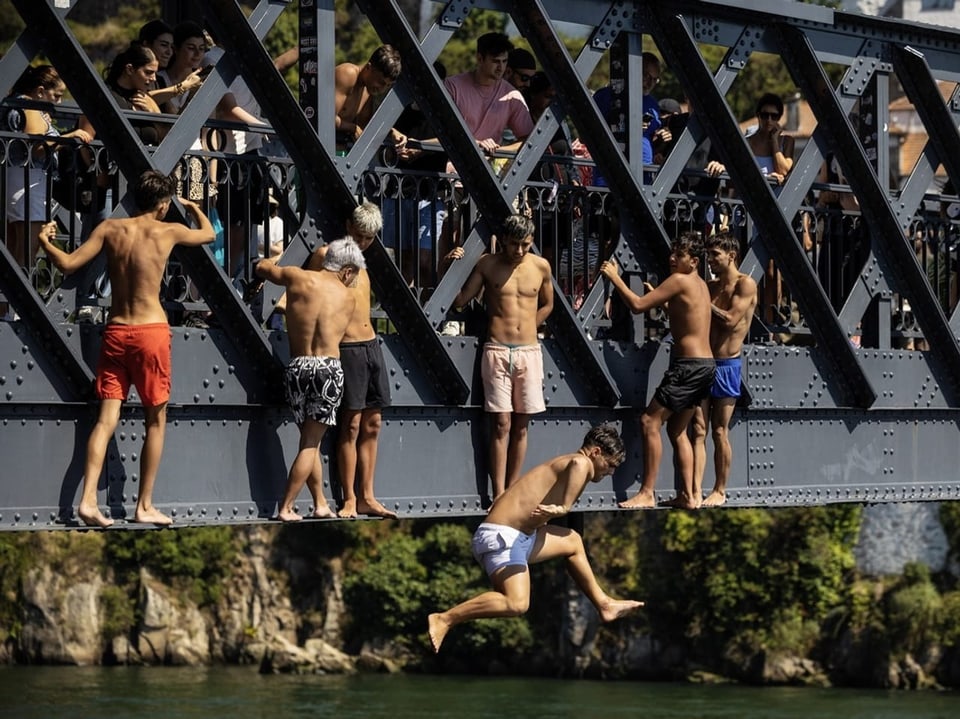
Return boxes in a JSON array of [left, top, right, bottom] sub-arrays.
[[747, 93, 794, 185], [705, 92, 794, 185], [704, 92, 796, 335]]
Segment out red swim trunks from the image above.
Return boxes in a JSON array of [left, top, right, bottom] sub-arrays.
[[94, 323, 172, 406]]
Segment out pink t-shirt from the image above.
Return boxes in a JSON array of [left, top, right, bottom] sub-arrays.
[[444, 72, 534, 143]]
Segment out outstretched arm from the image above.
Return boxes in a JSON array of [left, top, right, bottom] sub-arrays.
[[600, 259, 675, 314], [36, 222, 103, 275], [174, 199, 216, 247], [150, 69, 204, 106], [254, 256, 296, 287], [274, 47, 299, 73], [217, 92, 266, 128]]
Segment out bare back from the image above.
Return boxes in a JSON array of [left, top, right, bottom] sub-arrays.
[[479, 254, 551, 345], [308, 246, 374, 343], [283, 269, 356, 358], [486, 452, 593, 534], [343, 268, 375, 342], [335, 62, 373, 130], [665, 272, 713, 358], [102, 216, 184, 325]]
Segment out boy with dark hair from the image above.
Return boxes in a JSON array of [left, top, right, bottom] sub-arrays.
[[428, 424, 642, 653], [335, 45, 405, 150], [443, 32, 534, 157], [451, 214, 554, 499], [691, 231, 757, 507], [600, 231, 715, 509], [37, 170, 215, 527]]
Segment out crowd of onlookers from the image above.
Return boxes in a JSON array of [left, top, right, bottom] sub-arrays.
[[1, 20, 956, 343], [1, 19, 294, 324]]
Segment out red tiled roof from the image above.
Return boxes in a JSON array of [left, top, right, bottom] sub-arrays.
[[889, 80, 956, 110]]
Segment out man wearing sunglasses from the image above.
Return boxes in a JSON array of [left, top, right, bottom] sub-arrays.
[[505, 47, 537, 90]]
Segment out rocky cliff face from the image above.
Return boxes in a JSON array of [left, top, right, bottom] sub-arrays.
[[19, 565, 103, 665], [855, 504, 950, 576], [7, 526, 375, 674]]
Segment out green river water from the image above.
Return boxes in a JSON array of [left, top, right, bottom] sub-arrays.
[[0, 666, 956, 718]]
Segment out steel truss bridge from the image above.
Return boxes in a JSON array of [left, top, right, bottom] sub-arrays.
[[2, 0, 960, 530]]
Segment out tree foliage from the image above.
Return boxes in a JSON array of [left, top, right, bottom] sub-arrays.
[[640, 506, 862, 660], [341, 519, 535, 660], [103, 527, 237, 606]]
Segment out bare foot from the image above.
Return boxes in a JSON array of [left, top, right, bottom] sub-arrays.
[[659, 495, 699, 510], [78, 504, 114, 528], [337, 498, 358, 519], [598, 598, 644, 622], [134, 507, 173, 526], [357, 498, 398, 519], [618, 490, 656, 509], [311, 504, 336, 519], [277, 507, 303, 522], [702, 490, 727, 507], [427, 613, 450, 653]]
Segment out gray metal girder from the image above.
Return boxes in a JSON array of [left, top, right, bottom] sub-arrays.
[[362, 0, 619, 405], [776, 23, 960, 405], [10, 0, 283, 399], [650, 8, 876, 408]]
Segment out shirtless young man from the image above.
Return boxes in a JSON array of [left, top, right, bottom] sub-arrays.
[[427, 424, 642, 653], [691, 232, 757, 507], [37, 170, 215, 527], [298, 204, 397, 519], [335, 45, 404, 151], [600, 231, 715, 510], [255, 238, 364, 522], [451, 214, 554, 499]]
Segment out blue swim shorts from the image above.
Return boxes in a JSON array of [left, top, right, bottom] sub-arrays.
[[711, 355, 742, 399], [471, 522, 537, 576]]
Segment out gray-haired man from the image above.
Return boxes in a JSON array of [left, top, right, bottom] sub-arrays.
[[255, 238, 366, 521]]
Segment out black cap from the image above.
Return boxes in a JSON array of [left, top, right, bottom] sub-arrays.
[[658, 98, 682, 115], [508, 48, 536, 71]]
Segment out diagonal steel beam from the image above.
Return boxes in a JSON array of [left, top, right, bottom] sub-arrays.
[[359, 0, 619, 405], [507, 0, 636, 406], [368, 0, 619, 405], [0, 0, 74, 96], [515, 5, 668, 360], [893, 47, 960, 214], [0, 3, 95, 400], [777, 23, 960, 405], [518, 1, 670, 269], [358, 0, 512, 224], [11, 0, 155, 184], [206, 0, 468, 404], [651, 8, 875, 408], [0, 242, 94, 400], [11, 0, 282, 399]]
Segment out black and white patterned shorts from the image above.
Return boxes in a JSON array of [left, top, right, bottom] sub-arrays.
[[283, 356, 344, 426]]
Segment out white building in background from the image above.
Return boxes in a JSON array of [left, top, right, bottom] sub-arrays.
[[840, 0, 960, 29]]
